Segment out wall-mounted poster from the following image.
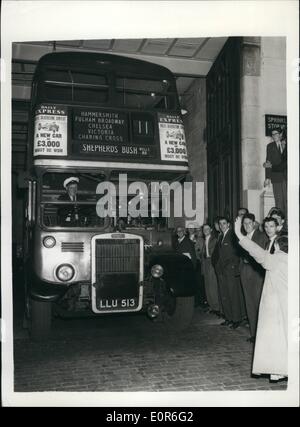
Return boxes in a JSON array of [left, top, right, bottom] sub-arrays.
[[158, 113, 188, 162], [33, 105, 68, 156], [265, 114, 287, 136]]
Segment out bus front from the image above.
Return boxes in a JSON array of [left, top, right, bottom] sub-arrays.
[[24, 52, 196, 339]]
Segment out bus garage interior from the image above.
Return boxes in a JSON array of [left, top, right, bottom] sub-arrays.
[[7, 34, 293, 396], [12, 36, 286, 280]]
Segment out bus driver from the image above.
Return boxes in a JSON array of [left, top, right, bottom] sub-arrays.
[[59, 177, 81, 225], [61, 177, 80, 201]]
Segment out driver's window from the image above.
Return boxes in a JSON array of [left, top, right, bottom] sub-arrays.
[[41, 172, 106, 228]]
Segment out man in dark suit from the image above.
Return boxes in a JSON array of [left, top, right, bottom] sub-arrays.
[[212, 217, 245, 329], [264, 128, 287, 215], [271, 208, 288, 234], [262, 209, 288, 254], [237, 207, 249, 235], [174, 226, 197, 269], [201, 224, 220, 314], [268, 143, 287, 179], [263, 216, 279, 254], [239, 213, 268, 342]]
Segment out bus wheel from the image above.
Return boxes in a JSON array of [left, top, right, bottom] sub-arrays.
[[161, 295, 194, 331], [30, 298, 52, 340]]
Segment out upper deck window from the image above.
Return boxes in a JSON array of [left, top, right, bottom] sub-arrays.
[[115, 77, 177, 110], [42, 68, 109, 104], [37, 61, 178, 110]]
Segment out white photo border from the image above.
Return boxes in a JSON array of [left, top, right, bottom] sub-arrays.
[[1, 0, 299, 407]]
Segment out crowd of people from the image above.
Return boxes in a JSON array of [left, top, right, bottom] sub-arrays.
[[173, 205, 288, 383]]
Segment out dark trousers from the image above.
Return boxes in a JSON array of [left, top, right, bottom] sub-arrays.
[[202, 258, 220, 312], [216, 266, 244, 323], [273, 179, 287, 215], [195, 260, 206, 305], [240, 263, 264, 337]]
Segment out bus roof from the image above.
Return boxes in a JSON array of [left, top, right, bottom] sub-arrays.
[[35, 52, 175, 80]]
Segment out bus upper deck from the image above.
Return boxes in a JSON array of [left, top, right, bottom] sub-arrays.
[[22, 52, 197, 339], [30, 52, 189, 170]]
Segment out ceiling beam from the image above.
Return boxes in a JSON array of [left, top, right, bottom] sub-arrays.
[[137, 39, 148, 53], [165, 38, 178, 55], [192, 37, 210, 58], [109, 39, 116, 51], [12, 42, 213, 77]]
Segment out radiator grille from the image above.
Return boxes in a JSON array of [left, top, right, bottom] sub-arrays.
[[61, 242, 84, 252], [95, 239, 140, 273]]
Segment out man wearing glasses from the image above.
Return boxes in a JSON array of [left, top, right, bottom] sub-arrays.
[[263, 127, 287, 215]]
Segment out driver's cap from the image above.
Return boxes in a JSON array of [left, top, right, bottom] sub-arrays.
[[63, 177, 79, 189]]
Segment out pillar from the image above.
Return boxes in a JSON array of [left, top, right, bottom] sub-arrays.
[[240, 37, 272, 222]]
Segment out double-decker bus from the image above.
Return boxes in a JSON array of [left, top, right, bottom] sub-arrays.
[[22, 51, 196, 339]]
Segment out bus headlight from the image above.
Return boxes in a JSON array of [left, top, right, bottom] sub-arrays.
[[151, 264, 164, 278], [43, 236, 56, 248], [56, 264, 75, 282]]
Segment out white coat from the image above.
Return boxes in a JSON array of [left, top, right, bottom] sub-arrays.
[[239, 237, 287, 376]]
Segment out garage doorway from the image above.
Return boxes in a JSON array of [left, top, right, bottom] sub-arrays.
[[206, 38, 241, 222]]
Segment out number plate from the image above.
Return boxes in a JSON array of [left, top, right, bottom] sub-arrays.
[[97, 298, 138, 311]]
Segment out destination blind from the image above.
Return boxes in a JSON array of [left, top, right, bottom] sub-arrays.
[[72, 108, 156, 159]]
